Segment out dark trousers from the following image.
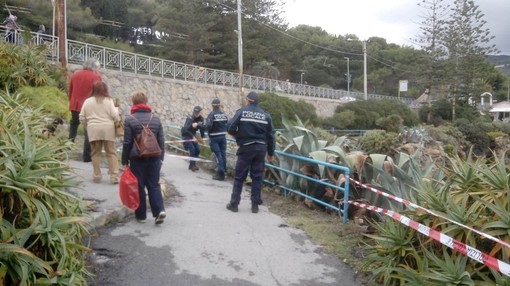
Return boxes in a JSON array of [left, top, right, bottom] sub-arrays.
[[130, 158, 165, 220], [230, 149, 266, 207], [5, 30, 15, 43], [183, 141, 200, 166], [69, 111, 91, 161], [210, 136, 227, 173]]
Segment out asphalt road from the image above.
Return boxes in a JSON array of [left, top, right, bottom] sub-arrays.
[[79, 156, 362, 286]]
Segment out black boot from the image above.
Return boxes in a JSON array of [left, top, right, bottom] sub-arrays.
[[190, 161, 199, 172], [212, 171, 225, 181]]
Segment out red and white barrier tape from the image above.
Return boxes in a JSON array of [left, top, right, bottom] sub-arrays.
[[349, 200, 510, 277], [165, 154, 213, 163], [350, 178, 510, 249]]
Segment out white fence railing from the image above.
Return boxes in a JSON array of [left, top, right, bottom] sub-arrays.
[[1, 26, 415, 104]]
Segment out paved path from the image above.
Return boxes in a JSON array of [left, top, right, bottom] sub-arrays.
[[68, 153, 361, 285]]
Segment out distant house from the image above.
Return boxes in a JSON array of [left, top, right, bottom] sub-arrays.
[[489, 101, 510, 122]]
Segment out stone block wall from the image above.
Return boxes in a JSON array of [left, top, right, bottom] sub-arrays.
[[70, 65, 341, 128]]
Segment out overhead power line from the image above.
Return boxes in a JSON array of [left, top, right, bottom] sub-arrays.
[[210, 0, 422, 75]]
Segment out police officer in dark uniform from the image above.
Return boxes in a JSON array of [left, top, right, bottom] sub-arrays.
[[181, 106, 205, 171], [226, 91, 275, 213], [205, 98, 228, 181]]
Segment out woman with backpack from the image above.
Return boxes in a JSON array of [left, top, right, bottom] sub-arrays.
[[121, 90, 166, 225]]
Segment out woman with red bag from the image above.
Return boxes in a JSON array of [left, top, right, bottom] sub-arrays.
[[121, 90, 166, 224]]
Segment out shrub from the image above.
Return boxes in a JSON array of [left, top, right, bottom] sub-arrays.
[[454, 119, 495, 155], [259, 93, 317, 129], [358, 129, 399, 156], [0, 42, 66, 92], [425, 124, 467, 153], [0, 91, 91, 285], [18, 86, 71, 120], [335, 99, 418, 129], [375, 114, 403, 133]]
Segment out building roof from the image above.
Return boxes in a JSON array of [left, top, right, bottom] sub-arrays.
[[489, 101, 510, 113]]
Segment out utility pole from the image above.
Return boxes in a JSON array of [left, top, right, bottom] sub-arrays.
[[57, 0, 67, 67], [362, 40, 367, 100], [344, 57, 350, 95], [237, 0, 244, 104]]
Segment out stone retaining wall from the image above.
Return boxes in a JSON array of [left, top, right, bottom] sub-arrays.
[[70, 65, 342, 127]]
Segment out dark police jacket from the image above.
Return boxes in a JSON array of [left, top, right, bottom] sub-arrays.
[[181, 115, 205, 140], [227, 104, 275, 156], [205, 110, 228, 138]]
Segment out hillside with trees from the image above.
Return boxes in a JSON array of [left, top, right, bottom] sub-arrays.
[[2, 0, 508, 101]]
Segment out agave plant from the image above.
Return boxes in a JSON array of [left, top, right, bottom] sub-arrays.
[[0, 91, 91, 285]]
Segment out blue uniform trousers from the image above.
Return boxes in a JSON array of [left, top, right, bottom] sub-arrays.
[[210, 136, 227, 173], [230, 149, 266, 207], [183, 141, 200, 158]]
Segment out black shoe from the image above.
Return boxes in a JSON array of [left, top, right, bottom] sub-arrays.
[[251, 204, 259, 213], [212, 173, 225, 181], [226, 203, 238, 213], [191, 165, 199, 172], [83, 158, 91, 163]]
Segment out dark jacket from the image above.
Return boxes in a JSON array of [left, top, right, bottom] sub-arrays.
[[181, 115, 205, 139], [122, 109, 165, 165], [227, 104, 275, 156], [205, 110, 228, 137]]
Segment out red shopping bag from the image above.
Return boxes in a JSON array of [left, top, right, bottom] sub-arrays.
[[119, 166, 140, 210]]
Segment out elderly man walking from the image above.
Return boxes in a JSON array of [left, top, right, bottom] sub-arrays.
[[68, 58, 102, 162]]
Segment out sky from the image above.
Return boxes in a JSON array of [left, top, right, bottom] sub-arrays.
[[283, 0, 510, 55]]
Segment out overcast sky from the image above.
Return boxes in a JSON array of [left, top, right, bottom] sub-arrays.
[[283, 0, 510, 55]]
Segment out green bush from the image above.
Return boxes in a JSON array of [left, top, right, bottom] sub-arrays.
[[18, 86, 71, 120], [425, 124, 467, 152], [0, 42, 66, 92], [0, 91, 91, 285], [334, 99, 418, 129], [487, 131, 507, 140], [320, 110, 356, 130], [358, 129, 399, 156], [454, 119, 496, 155], [259, 93, 317, 129], [375, 114, 403, 133]]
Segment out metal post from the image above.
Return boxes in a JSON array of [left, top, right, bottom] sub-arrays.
[[362, 40, 367, 100], [344, 57, 350, 95], [57, 0, 67, 67], [237, 0, 244, 104], [300, 72, 304, 85]]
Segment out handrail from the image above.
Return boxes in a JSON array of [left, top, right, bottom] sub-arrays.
[[0, 26, 59, 61], [165, 124, 352, 223], [0, 25, 415, 104], [267, 150, 351, 224]]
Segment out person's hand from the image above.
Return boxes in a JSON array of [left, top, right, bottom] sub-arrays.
[[192, 122, 198, 128], [196, 137, 204, 144], [267, 155, 273, 162]]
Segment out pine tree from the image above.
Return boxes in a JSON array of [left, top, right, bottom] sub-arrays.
[[443, 0, 498, 120]]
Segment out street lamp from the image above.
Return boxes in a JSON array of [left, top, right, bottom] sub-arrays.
[[344, 57, 350, 95], [300, 72, 305, 85]]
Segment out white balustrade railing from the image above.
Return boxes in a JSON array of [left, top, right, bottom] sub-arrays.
[[1, 26, 415, 104]]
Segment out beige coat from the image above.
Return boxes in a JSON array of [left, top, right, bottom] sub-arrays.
[[79, 97, 120, 142]]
